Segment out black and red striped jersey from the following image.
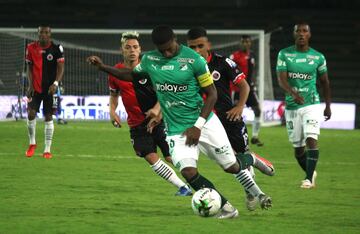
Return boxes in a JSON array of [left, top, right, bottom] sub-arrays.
[[25, 41, 64, 94], [108, 63, 157, 128], [207, 52, 246, 115]]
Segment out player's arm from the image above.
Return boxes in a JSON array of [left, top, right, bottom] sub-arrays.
[[277, 71, 304, 105], [26, 63, 34, 98], [146, 102, 163, 133], [49, 45, 65, 95], [184, 68, 216, 146], [25, 46, 34, 98], [319, 72, 331, 121], [109, 91, 121, 128], [227, 79, 249, 121], [225, 58, 249, 121], [87, 56, 133, 81]]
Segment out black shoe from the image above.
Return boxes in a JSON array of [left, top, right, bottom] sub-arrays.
[[251, 137, 264, 146]]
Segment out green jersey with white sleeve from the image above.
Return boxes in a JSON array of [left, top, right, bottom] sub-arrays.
[[276, 45, 327, 110], [133, 45, 214, 136]]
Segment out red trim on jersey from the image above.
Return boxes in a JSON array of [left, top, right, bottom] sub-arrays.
[[108, 63, 145, 127], [233, 73, 246, 85], [206, 53, 212, 63], [57, 58, 65, 63]]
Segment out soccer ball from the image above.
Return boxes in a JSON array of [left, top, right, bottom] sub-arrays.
[[191, 188, 222, 217]]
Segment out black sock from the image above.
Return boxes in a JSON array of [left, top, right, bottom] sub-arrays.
[[188, 173, 227, 207], [235, 153, 254, 170], [295, 153, 307, 172], [306, 149, 319, 181]]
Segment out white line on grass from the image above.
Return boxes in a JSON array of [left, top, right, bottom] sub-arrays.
[[0, 152, 357, 165]]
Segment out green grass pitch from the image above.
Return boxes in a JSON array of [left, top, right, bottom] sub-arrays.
[[0, 121, 359, 233]]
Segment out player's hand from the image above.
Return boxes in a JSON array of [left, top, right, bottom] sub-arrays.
[[291, 92, 304, 105], [324, 106, 331, 121], [226, 105, 244, 122], [110, 113, 121, 128], [183, 126, 201, 146], [48, 84, 57, 95], [146, 113, 162, 133], [26, 86, 34, 98], [86, 56, 104, 69]]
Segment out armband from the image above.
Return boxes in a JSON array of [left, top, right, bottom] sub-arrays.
[[194, 117, 206, 130]]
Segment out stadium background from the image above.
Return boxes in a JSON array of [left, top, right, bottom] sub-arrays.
[[0, 0, 359, 127]]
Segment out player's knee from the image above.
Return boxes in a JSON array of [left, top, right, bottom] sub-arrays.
[[181, 167, 198, 181], [305, 135, 318, 149], [27, 109, 36, 120], [224, 161, 240, 174]]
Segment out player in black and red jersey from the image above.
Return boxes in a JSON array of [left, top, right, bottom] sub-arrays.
[[187, 27, 274, 211], [25, 25, 64, 159], [107, 32, 191, 196], [230, 35, 263, 146]]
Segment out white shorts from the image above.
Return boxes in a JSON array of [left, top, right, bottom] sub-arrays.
[[285, 104, 321, 147], [166, 114, 237, 171]]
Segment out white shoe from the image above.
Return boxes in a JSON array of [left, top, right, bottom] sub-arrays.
[[245, 193, 257, 211], [312, 171, 317, 187], [215, 202, 239, 219], [300, 179, 314, 189], [258, 194, 272, 210]]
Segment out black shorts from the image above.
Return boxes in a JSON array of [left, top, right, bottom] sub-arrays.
[[246, 86, 259, 108], [130, 120, 170, 158], [218, 115, 249, 153], [28, 92, 55, 115]]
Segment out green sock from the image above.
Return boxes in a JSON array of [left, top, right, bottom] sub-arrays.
[[306, 149, 319, 181], [235, 153, 254, 170], [188, 173, 227, 207]]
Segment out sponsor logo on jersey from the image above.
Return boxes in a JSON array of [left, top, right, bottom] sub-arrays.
[[306, 55, 320, 60], [165, 100, 187, 108], [296, 58, 307, 63], [177, 58, 195, 63], [287, 57, 294, 62], [138, 79, 147, 85], [180, 64, 188, 71], [288, 72, 312, 80], [47, 54, 54, 61], [161, 65, 174, 70], [211, 70, 221, 81], [147, 55, 160, 61], [155, 83, 188, 93], [284, 53, 296, 57], [151, 64, 157, 70], [59, 45, 64, 53], [277, 59, 286, 66], [308, 60, 315, 65], [225, 58, 237, 68]]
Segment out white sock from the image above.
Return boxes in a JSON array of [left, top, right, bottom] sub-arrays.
[[44, 120, 54, 153], [252, 117, 260, 138], [234, 169, 263, 197], [27, 119, 36, 145], [151, 159, 186, 188]]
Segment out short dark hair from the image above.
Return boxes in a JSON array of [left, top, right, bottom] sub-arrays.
[[241, 35, 251, 40], [151, 25, 175, 45], [187, 27, 207, 40]]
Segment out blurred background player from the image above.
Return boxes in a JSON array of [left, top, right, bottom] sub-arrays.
[[107, 31, 192, 196], [230, 35, 263, 146], [187, 27, 274, 211], [25, 25, 64, 159], [55, 81, 67, 124], [276, 22, 331, 189], [88, 25, 272, 219]]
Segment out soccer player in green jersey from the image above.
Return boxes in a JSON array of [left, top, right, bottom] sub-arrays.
[[276, 22, 332, 189], [88, 25, 272, 218]]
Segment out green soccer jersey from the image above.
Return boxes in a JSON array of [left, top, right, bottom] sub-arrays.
[[276, 45, 327, 110], [133, 45, 214, 135]]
